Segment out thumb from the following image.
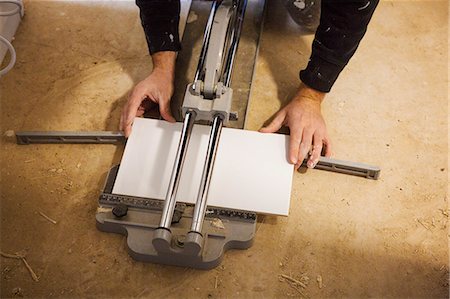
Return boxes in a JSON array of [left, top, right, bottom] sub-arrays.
[[159, 101, 176, 123], [259, 112, 285, 133]]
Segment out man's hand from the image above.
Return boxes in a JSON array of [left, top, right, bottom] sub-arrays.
[[260, 84, 332, 170], [120, 51, 177, 137]]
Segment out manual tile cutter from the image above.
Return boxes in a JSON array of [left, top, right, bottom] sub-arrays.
[[15, 0, 380, 269], [102, 0, 259, 269]]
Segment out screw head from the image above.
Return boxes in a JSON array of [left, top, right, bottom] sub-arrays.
[[229, 112, 238, 121]]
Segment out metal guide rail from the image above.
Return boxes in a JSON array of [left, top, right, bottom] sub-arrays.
[[301, 156, 380, 180], [15, 130, 381, 180], [15, 131, 125, 145]]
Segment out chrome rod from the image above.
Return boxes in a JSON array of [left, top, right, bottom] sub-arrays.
[[222, 0, 248, 87], [190, 115, 224, 233], [193, 0, 220, 85], [159, 110, 197, 229]]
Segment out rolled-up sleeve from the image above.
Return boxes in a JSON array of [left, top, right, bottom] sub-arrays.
[[300, 0, 379, 92], [136, 0, 181, 55]]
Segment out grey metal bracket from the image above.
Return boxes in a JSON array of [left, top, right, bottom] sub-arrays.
[[15, 131, 125, 145], [96, 165, 256, 269], [182, 82, 233, 124], [300, 156, 381, 180]]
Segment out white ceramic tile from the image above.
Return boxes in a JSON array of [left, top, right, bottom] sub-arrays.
[[112, 118, 293, 215]]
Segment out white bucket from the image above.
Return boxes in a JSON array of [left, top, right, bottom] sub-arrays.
[[0, 0, 23, 66]]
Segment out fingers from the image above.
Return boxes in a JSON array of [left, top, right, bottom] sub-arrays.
[[136, 105, 146, 117], [308, 133, 323, 168], [323, 136, 333, 158], [296, 128, 313, 169], [121, 93, 143, 138], [259, 112, 286, 133], [289, 125, 302, 165], [159, 101, 176, 123]]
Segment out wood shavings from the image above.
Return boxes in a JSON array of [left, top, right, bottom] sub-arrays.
[[281, 274, 307, 289], [214, 276, 219, 289], [3, 130, 14, 137], [187, 11, 198, 24], [12, 287, 23, 297], [136, 288, 148, 298], [97, 207, 112, 213], [38, 211, 57, 224], [211, 218, 225, 229], [439, 209, 448, 217], [416, 218, 432, 231], [279, 274, 308, 297], [1, 251, 39, 282], [1, 252, 21, 259], [316, 275, 323, 289]]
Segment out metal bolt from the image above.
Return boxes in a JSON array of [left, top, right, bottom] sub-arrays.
[[175, 235, 186, 248]]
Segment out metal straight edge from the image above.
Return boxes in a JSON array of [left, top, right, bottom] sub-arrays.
[[301, 156, 381, 180], [15, 131, 125, 145]]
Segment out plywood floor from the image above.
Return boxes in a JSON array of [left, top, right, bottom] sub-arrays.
[[1, 1, 448, 298]]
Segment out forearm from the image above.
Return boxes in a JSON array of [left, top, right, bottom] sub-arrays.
[[300, 0, 379, 92], [137, 0, 181, 55], [151, 51, 176, 80], [295, 83, 325, 104]]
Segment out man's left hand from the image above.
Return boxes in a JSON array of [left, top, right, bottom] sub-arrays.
[[260, 84, 332, 170]]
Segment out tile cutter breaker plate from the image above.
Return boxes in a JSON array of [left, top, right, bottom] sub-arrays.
[[15, 0, 381, 269]]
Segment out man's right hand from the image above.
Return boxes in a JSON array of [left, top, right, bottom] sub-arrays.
[[120, 51, 177, 137]]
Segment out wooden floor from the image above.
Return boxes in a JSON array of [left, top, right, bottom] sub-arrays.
[[1, 1, 448, 298]]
